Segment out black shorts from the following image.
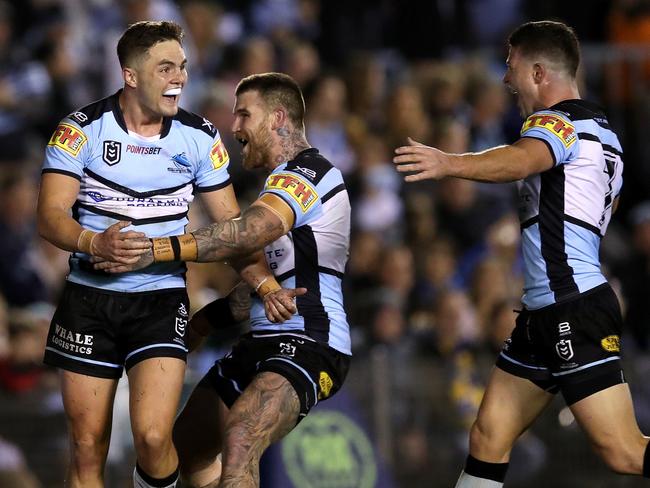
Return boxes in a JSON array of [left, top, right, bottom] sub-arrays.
[[43, 282, 189, 379], [496, 284, 626, 405], [199, 331, 351, 422]]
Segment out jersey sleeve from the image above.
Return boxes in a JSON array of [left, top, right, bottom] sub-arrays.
[[194, 130, 231, 191], [260, 171, 321, 228], [42, 118, 90, 180], [520, 110, 579, 166]]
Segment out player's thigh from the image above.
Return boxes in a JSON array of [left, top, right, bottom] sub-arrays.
[[226, 371, 300, 447], [127, 357, 186, 435], [174, 383, 229, 469], [61, 370, 118, 444], [474, 367, 554, 451], [570, 382, 645, 452]]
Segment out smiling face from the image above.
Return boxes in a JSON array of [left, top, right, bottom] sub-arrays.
[[231, 89, 275, 171], [503, 46, 539, 117], [127, 39, 187, 118]]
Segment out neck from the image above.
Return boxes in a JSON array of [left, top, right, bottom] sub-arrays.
[[119, 90, 164, 137], [539, 79, 581, 110], [268, 129, 310, 171]]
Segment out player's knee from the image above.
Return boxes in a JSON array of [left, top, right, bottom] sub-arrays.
[[133, 426, 173, 458], [70, 432, 108, 469], [596, 440, 645, 475], [223, 420, 267, 464], [469, 418, 511, 459]]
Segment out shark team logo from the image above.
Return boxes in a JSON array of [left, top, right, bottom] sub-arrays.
[[103, 140, 122, 165], [555, 339, 574, 361]]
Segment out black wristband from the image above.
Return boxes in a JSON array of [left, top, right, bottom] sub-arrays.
[[169, 235, 181, 261], [199, 297, 237, 329]]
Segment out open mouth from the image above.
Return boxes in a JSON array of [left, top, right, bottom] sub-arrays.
[[236, 136, 248, 147], [163, 87, 181, 102]]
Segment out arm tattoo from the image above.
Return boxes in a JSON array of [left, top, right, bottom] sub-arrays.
[[192, 205, 284, 263]]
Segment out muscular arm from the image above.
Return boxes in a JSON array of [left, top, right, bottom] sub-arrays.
[[37, 173, 84, 252], [199, 187, 286, 292], [394, 136, 555, 183], [37, 173, 149, 262]]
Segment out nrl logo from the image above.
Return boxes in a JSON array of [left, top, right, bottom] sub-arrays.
[[103, 140, 122, 165], [555, 339, 574, 361]]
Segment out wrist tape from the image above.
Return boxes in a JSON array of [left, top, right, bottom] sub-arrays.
[[151, 234, 198, 262], [77, 229, 98, 255]]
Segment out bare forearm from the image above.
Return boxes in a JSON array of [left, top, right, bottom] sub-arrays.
[[447, 146, 529, 183], [37, 208, 84, 252], [192, 205, 280, 262], [230, 251, 274, 290]]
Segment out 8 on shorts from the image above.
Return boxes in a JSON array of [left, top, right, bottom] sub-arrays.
[[44, 282, 189, 378], [497, 284, 626, 405]]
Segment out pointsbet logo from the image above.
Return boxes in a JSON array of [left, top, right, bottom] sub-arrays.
[[521, 113, 577, 148], [265, 173, 318, 212]]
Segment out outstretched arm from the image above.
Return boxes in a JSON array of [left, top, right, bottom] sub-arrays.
[[95, 193, 294, 271], [393, 137, 554, 183]]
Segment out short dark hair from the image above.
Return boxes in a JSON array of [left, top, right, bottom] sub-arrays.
[[508, 21, 580, 77], [117, 21, 184, 68], [235, 73, 305, 128]]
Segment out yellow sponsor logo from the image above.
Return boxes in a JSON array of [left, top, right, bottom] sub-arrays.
[[210, 137, 229, 169], [521, 113, 577, 148], [318, 371, 333, 399], [601, 335, 620, 353], [48, 123, 87, 157], [265, 172, 318, 212]]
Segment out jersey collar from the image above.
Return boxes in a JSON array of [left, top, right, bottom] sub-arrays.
[[110, 90, 173, 138]]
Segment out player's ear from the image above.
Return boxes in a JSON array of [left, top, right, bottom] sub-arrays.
[[532, 62, 545, 84], [271, 107, 288, 132], [123, 67, 137, 89]]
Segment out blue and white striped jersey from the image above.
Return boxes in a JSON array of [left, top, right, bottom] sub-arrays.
[[517, 100, 623, 309], [249, 148, 352, 355], [42, 90, 231, 292]]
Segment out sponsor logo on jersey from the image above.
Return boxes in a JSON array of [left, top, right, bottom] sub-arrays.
[[48, 123, 88, 157], [265, 173, 318, 212], [210, 137, 229, 169], [126, 145, 161, 155], [318, 371, 333, 399], [69, 111, 88, 124], [521, 113, 577, 148], [169, 152, 192, 173], [292, 165, 318, 180], [601, 335, 620, 353], [87, 191, 111, 203], [103, 140, 122, 165]]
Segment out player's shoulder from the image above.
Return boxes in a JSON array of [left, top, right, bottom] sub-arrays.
[[173, 108, 218, 138], [550, 99, 608, 123], [283, 148, 337, 185], [63, 92, 117, 128]]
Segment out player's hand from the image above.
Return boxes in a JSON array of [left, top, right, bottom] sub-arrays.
[[263, 287, 307, 323], [393, 137, 450, 182], [92, 221, 152, 264], [92, 248, 154, 273]]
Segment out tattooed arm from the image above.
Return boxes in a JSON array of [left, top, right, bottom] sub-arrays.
[[94, 193, 294, 272]]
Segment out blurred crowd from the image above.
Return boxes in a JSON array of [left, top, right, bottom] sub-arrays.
[[0, 0, 649, 486]]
